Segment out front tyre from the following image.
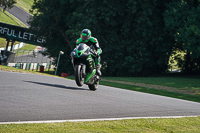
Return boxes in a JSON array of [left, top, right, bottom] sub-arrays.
[[75, 65, 84, 86], [88, 80, 99, 91]]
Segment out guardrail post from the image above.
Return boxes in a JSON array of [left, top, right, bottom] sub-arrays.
[[55, 51, 64, 75], [10, 40, 15, 51]]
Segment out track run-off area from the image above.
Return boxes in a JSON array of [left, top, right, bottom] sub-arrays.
[[0, 71, 200, 124]]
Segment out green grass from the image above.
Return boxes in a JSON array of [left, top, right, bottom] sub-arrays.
[[0, 9, 22, 48], [0, 9, 34, 48], [15, 0, 34, 13], [0, 116, 200, 132], [0, 65, 55, 76], [15, 44, 36, 51], [0, 9, 27, 47], [0, 39, 7, 48], [101, 81, 200, 103], [102, 76, 200, 89], [0, 9, 27, 27], [0, 10, 19, 26], [14, 43, 37, 56], [101, 76, 200, 102], [4, 11, 27, 27]]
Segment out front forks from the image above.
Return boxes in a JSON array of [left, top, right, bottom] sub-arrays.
[[81, 64, 86, 77]]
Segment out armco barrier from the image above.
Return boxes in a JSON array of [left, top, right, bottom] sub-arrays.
[[7, 63, 54, 71], [0, 42, 25, 53]]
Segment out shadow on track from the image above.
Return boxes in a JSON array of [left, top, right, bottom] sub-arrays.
[[23, 81, 89, 91]]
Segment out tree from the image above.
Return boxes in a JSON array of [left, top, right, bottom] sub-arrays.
[[30, 0, 176, 76], [164, 0, 200, 74], [0, 0, 16, 11], [87, 0, 173, 76], [29, 0, 89, 75]]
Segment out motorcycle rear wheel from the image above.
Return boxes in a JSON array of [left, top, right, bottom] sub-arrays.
[[75, 65, 84, 86], [88, 80, 99, 91]]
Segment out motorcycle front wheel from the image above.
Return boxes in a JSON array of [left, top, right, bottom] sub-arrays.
[[75, 65, 84, 86]]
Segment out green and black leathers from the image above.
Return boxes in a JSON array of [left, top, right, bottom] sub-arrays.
[[76, 37, 102, 76]]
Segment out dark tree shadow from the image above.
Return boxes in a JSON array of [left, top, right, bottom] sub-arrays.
[[23, 81, 88, 91]]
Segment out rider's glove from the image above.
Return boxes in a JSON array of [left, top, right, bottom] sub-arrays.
[[94, 51, 98, 57], [97, 49, 102, 55]]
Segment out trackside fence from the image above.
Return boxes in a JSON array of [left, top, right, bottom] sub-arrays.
[[3, 50, 54, 71]]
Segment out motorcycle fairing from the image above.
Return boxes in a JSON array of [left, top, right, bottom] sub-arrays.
[[84, 69, 96, 84]]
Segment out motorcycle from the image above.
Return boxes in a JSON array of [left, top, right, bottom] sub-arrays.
[[71, 43, 100, 91]]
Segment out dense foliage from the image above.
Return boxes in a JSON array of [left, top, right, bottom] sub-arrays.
[[29, 0, 200, 76], [164, 0, 200, 74], [0, 0, 16, 11]]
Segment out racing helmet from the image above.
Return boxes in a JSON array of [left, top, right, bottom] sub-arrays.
[[81, 29, 91, 41]]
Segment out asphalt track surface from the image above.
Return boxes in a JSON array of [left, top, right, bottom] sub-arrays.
[[6, 5, 32, 27], [0, 71, 200, 122]]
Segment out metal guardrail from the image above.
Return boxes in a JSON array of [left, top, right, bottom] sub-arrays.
[[14, 50, 53, 63], [0, 50, 54, 71]]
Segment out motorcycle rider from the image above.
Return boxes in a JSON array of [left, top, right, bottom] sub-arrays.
[[76, 29, 102, 76]]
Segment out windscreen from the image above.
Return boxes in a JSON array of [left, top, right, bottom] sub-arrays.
[[77, 43, 87, 51]]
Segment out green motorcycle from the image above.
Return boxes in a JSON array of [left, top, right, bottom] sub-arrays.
[[71, 43, 100, 91]]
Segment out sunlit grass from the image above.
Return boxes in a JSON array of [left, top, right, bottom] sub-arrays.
[[102, 76, 200, 89], [100, 80, 200, 102], [15, 0, 34, 13], [0, 9, 27, 47], [0, 117, 200, 133]]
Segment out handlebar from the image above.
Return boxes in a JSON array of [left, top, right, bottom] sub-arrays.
[[89, 49, 97, 56]]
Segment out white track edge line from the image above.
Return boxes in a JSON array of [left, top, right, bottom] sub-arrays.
[[0, 115, 199, 124]]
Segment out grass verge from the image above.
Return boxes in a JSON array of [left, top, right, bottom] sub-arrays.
[[0, 116, 200, 132], [0, 65, 56, 77], [15, 43, 37, 51], [14, 43, 37, 56], [101, 76, 200, 96], [15, 0, 34, 14], [101, 81, 200, 103], [0, 9, 19, 26], [102, 76, 200, 89], [0, 9, 27, 47], [0, 9, 27, 27]]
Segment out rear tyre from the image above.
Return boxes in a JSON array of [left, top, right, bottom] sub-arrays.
[[88, 80, 99, 91], [75, 65, 84, 86]]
